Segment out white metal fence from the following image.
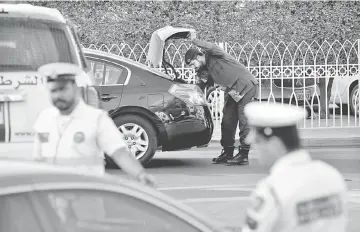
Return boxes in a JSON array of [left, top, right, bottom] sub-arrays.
[[82, 40, 359, 129]]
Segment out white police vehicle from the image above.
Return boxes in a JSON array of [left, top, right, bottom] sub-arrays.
[[0, 3, 97, 144]]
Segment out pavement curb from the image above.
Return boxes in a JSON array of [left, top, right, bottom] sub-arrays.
[[210, 137, 360, 148], [210, 127, 360, 148], [300, 137, 360, 148]]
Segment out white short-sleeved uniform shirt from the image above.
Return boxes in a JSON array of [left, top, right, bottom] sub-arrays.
[[242, 150, 348, 232], [33, 99, 126, 175]]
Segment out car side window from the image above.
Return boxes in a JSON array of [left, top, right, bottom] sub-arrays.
[[87, 60, 105, 86], [36, 189, 201, 232], [105, 64, 129, 85], [86, 59, 129, 86], [0, 193, 43, 232]]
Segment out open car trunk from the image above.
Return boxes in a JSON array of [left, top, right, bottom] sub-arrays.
[[147, 26, 196, 83]]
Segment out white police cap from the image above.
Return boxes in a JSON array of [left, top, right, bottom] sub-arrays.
[[244, 102, 307, 128], [37, 62, 93, 87]]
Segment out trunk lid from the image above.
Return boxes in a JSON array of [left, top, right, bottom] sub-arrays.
[[147, 25, 195, 67]]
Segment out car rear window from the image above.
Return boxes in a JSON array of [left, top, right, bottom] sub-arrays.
[[0, 18, 77, 71]]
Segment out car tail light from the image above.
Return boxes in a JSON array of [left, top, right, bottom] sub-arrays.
[[168, 83, 207, 106]]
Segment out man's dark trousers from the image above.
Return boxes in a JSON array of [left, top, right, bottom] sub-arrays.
[[220, 85, 257, 152]]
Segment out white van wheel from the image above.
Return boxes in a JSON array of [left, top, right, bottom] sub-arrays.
[[350, 84, 359, 117]]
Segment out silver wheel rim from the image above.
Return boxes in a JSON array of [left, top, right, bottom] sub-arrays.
[[118, 123, 149, 159], [352, 88, 359, 115]]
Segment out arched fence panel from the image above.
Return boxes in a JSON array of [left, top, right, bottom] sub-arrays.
[[83, 40, 360, 129]]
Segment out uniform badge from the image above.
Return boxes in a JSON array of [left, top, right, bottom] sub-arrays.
[[38, 133, 49, 143], [74, 132, 85, 143]]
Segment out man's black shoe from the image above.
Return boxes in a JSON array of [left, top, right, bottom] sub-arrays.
[[226, 149, 249, 165], [212, 147, 234, 164]]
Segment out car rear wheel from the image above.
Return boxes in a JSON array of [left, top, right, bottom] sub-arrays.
[[108, 115, 157, 167], [350, 84, 359, 117]]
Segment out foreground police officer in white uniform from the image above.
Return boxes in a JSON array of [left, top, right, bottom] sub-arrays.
[[32, 63, 155, 187], [241, 102, 348, 232]]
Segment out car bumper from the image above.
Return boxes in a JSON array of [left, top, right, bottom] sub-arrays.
[[161, 105, 214, 151]]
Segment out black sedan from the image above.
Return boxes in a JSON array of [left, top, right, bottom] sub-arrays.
[[0, 160, 231, 232], [83, 48, 214, 166]]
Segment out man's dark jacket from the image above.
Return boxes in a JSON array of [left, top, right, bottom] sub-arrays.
[[192, 39, 258, 96]]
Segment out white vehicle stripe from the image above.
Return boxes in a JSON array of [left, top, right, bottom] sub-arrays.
[[181, 196, 250, 203], [158, 184, 256, 191], [4, 102, 10, 142], [181, 191, 360, 204]]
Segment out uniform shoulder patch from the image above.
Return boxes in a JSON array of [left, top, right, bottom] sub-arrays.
[[296, 194, 343, 225]]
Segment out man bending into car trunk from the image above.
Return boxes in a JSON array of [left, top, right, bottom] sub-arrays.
[[185, 32, 258, 165]]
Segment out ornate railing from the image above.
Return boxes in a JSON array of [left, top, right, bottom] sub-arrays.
[[82, 40, 359, 129]]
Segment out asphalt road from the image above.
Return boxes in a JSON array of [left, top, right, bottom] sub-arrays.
[[107, 145, 360, 232]]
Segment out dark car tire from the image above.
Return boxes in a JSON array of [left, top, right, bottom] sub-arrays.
[[205, 86, 218, 100], [306, 107, 312, 119], [108, 114, 158, 167], [350, 84, 359, 117]]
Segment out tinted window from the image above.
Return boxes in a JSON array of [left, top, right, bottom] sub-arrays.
[[0, 193, 42, 232], [87, 60, 105, 86], [0, 18, 76, 71], [38, 189, 201, 232], [86, 59, 129, 85]]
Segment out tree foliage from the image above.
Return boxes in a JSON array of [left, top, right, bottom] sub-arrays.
[[29, 0, 359, 47]]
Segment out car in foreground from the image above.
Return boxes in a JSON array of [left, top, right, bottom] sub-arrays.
[[0, 160, 231, 232], [83, 27, 213, 166]]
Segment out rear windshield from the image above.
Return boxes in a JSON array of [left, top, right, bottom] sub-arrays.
[[0, 18, 78, 71]]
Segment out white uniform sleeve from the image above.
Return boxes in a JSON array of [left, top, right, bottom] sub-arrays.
[[242, 181, 281, 232], [32, 111, 45, 160], [33, 109, 54, 132], [96, 112, 127, 156], [33, 111, 44, 133], [32, 133, 42, 160]]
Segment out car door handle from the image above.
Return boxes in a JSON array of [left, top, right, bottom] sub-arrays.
[[101, 94, 117, 101]]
